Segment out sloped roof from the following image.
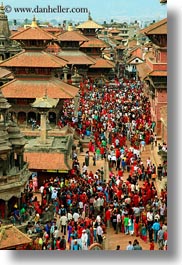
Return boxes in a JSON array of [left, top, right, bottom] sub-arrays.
[[0, 50, 67, 68], [80, 37, 108, 48], [58, 50, 95, 65], [127, 39, 138, 48], [0, 225, 32, 250], [76, 19, 103, 29], [149, 70, 167, 76], [140, 18, 167, 35], [136, 63, 151, 79], [0, 67, 12, 78], [90, 58, 115, 68], [1, 77, 79, 99], [108, 29, 121, 34], [10, 25, 56, 40], [112, 36, 124, 41], [127, 56, 143, 64], [136, 63, 167, 79], [116, 44, 126, 50], [57, 30, 89, 42], [24, 152, 69, 170]]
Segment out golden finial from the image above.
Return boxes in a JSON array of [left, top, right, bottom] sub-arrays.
[[0, 2, 5, 12], [31, 16, 38, 28], [88, 11, 92, 21]]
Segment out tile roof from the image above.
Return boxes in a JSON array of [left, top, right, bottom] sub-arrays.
[[1, 77, 79, 99], [10, 26, 57, 40], [80, 37, 108, 48], [24, 152, 69, 170], [137, 63, 167, 79], [116, 44, 126, 50], [140, 18, 167, 35], [108, 29, 121, 34], [57, 30, 89, 42], [149, 70, 167, 77], [90, 58, 115, 68], [112, 36, 124, 41], [0, 67, 12, 78], [0, 50, 67, 68], [0, 225, 32, 249], [76, 19, 103, 29], [127, 39, 138, 48], [58, 50, 95, 65], [136, 63, 151, 79], [127, 56, 143, 64], [43, 27, 63, 34]]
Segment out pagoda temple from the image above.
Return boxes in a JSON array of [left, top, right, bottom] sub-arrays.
[[136, 18, 167, 140], [0, 89, 31, 220], [76, 13, 115, 79], [56, 23, 95, 79], [0, 17, 79, 126], [0, 3, 21, 61]]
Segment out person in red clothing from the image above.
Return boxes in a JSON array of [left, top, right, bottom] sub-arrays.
[[134, 220, 139, 237], [105, 207, 111, 228], [133, 192, 140, 207], [150, 239, 155, 250], [100, 146, 105, 160]]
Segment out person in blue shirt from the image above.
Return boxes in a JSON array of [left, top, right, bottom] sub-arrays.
[[72, 240, 81, 250], [126, 241, 134, 250], [152, 219, 160, 243]]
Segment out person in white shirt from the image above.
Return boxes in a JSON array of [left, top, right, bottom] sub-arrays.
[[67, 211, 73, 221], [60, 214, 67, 235], [96, 224, 103, 244], [81, 230, 88, 250], [39, 185, 44, 194], [73, 212, 80, 223]]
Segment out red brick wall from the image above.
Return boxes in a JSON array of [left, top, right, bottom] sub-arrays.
[[160, 50, 167, 63], [149, 90, 167, 136], [157, 90, 167, 103]]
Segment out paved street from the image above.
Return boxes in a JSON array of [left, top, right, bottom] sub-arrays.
[[66, 139, 167, 250]]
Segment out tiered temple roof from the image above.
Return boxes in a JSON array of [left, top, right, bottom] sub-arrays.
[[140, 18, 167, 35], [76, 18, 103, 30], [0, 77, 79, 99], [57, 30, 89, 42], [0, 50, 67, 68]]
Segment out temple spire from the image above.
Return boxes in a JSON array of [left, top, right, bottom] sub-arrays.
[[88, 11, 92, 21], [31, 16, 38, 28], [0, 2, 4, 14]]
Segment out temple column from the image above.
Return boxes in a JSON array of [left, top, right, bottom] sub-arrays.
[[63, 65, 69, 83], [40, 112, 47, 144], [17, 197, 21, 209], [4, 200, 8, 219]]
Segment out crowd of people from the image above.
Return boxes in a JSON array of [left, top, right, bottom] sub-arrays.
[[3, 77, 167, 251]]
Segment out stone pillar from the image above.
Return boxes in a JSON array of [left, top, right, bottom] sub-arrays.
[[63, 66, 69, 83], [4, 200, 8, 219], [18, 153, 23, 169], [40, 112, 47, 144], [74, 93, 80, 117], [17, 197, 21, 209]]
